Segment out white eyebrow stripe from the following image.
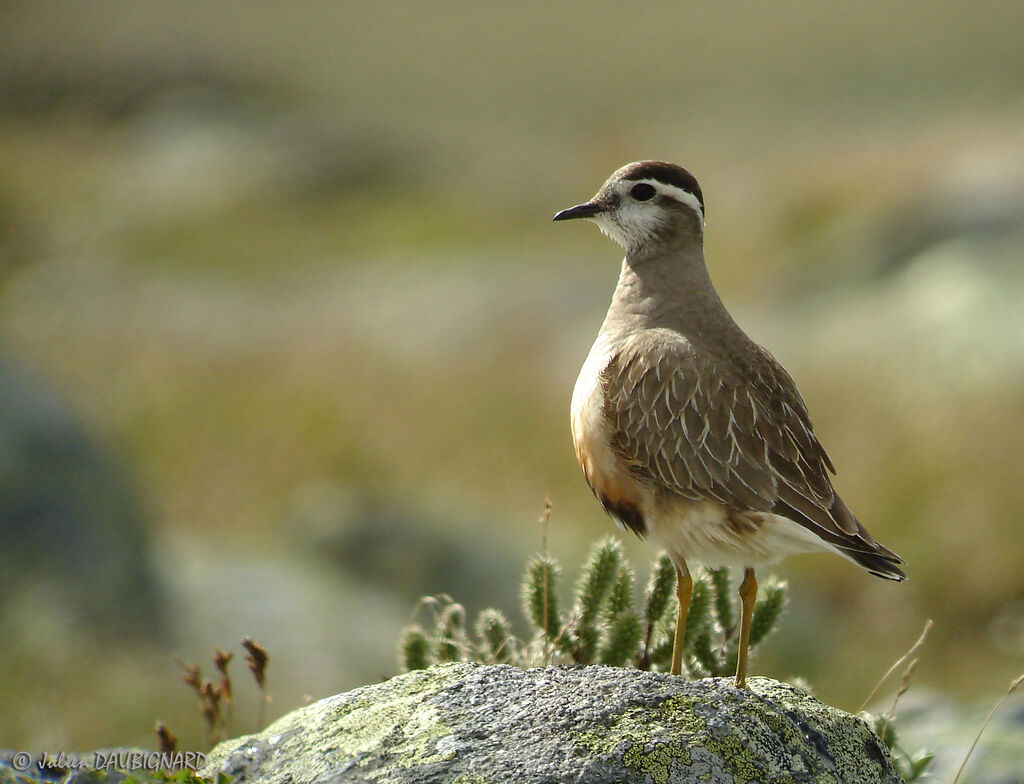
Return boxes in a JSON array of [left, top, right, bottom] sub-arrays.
[[632, 178, 704, 226]]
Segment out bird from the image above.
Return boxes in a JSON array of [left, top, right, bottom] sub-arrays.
[[554, 161, 905, 687]]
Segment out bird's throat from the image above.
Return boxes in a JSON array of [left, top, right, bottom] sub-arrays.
[[601, 248, 737, 342]]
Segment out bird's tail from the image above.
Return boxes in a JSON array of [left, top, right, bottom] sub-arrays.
[[840, 543, 906, 581]]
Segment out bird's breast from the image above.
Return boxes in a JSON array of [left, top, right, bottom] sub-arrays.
[[571, 339, 649, 537], [570, 339, 612, 482]]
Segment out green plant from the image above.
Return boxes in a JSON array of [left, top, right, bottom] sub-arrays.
[[141, 772, 232, 784], [870, 714, 934, 783], [398, 536, 787, 676]]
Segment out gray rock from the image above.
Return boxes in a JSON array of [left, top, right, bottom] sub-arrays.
[[0, 356, 164, 637], [202, 663, 902, 784]]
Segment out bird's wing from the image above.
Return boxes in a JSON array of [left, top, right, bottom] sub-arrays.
[[602, 329, 897, 560]]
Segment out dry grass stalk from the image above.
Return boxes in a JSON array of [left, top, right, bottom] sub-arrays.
[[175, 651, 234, 744], [950, 672, 1024, 784], [198, 677, 223, 743], [155, 721, 177, 755], [242, 637, 270, 729], [214, 647, 234, 722], [175, 657, 202, 692], [859, 618, 933, 712], [877, 657, 918, 740]]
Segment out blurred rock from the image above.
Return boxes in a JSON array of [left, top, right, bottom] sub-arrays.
[[892, 689, 1024, 784], [0, 355, 163, 638], [759, 147, 1024, 390], [154, 532, 411, 696], [287, 482, 527, 621], [111, 94, 425, 221], [0, 185, 40, 292], [0, 56, 426, 216], [876, 151, 1024, 276], [779, 147, 1024, 297], [0, 59, 274, 122]]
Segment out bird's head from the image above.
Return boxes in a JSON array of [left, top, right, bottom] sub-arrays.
[[553, 161, 705, 252]]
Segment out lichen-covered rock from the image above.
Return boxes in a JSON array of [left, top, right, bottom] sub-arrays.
[[202, 663, 901, 783]]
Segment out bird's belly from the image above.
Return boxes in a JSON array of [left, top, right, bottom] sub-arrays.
[[646, 497, 835, 570]]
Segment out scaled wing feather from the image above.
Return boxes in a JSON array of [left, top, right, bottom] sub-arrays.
[[601, 330, 884, 554]]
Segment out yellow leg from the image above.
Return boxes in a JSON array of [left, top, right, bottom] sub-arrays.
[[735, 567, 757, 688], [670, 563, 692, 676]]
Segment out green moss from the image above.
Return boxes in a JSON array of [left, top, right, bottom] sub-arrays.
[[327, 671, 451, 759], [700, 733, 787, 784], [574, 695, 704, 782], [620, 740, 691, 784], [203, 663, 475, 781], [571, 678, 887, 784]]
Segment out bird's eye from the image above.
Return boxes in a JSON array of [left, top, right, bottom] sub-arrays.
[[630, 183, 656, 201]]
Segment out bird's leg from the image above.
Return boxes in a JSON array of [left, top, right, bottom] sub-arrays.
[[670, 563, 692, 676], [735, 567, 757, 688]]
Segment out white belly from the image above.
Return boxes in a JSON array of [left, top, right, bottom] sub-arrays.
[[647, 498, 839, 570]]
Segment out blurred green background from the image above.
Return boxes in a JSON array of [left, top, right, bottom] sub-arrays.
[[1, 0, 1022, 764]]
